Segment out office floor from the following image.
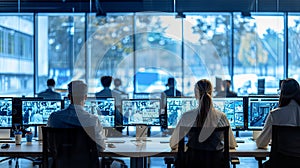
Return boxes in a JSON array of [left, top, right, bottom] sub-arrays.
[[0, 157, 262, 168]]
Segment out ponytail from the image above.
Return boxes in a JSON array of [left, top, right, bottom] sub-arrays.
[[195, 80, 213, 127]]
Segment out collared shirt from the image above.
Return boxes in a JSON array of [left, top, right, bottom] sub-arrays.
[[256, 100, 300, 148], [37, 88, 61, 100], [170, 107, 237, 150], [47, 104, 106, 150]]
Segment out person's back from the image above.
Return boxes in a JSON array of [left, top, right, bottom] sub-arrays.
[[47, 80, 106, 151], [256, 78, 300, 149], [164, 78, 182, 97], [38, 79, 61, 99], [170, 79, 236, 150]]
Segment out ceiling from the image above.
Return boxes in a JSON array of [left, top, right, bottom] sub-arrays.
[[0, 0, 300, 13]]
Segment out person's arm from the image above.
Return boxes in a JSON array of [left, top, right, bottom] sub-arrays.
[[256, 113, 272, 149], [228, 126, 237, 149], [94, 119, 106, 151], [169, 118, 182, 150]]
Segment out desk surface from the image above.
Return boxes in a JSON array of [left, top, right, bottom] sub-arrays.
[[0, 137, 270, 158]]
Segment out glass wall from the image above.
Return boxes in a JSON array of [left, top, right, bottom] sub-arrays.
[[0, 14, 34, 97], [184, 13, 231, 96], [0, 12, 298, 97], [288, 14, 300, 83], [36, 13, 86, 97], [233, 13, 284, 95]]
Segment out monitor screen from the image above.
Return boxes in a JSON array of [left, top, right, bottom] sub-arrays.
[[166, 97, 198, 128], [122, 99, 161, 126], [63, 97, 116, 127], [84, 97, 116, 127], [0, 97, 13, 128], [248, 96, 279, 130], [213, 97, 245, 130], [22, 99, 62, 125]]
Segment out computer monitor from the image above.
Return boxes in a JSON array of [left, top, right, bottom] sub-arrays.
[[0, 97, 13, 128], [166, 97, 198, 128], [21, 99, 62, 125], [122, 99, 161, 126], [212, 97, 245, 130], [63, 97, 116, 127], [248, 96, 279, 130], [84, 97, 116, 127]]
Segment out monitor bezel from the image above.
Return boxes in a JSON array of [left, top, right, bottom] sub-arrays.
[[212, 96, 247, 131], [21, 98, 63, 126], [0, 97, 13, 129], [247, 96, 279, 130], [165, 96, 197, 129], [121, 98, 161, 126]]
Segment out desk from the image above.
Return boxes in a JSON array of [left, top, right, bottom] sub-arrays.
[[0, 137, 269, 168], [101, 137, 270, 168]]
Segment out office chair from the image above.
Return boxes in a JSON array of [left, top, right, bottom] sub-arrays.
[[270, 125, 300, 168], [42, 127, 100, 168], [175, 126, 230, 168]]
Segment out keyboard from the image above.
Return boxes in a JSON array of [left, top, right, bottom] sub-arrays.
[[105, 139, 125, 143]]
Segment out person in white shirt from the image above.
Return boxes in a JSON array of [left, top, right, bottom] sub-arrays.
[[256, 78, 300, 148], [170, 79, 237, 149]]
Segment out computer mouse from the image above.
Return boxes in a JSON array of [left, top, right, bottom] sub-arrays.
[[107, 143, 116, 148], [1, 143, 10, 149]]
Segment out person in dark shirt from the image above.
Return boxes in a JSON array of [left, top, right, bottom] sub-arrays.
[[163, 78, 182, 97], [215, 80, 237, 98], [95, 76, 123, 130], [37, 79, 61, 99]]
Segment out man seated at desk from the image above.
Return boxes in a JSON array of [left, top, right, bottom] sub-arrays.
[[47, 80, 106, 151]]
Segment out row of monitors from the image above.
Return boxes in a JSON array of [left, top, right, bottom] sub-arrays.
[[0, 96, 279, 130]]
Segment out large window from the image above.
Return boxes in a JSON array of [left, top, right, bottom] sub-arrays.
[[0, 12, 298, 97], [36, 14, 86, 97], [288, 14, 300, 83], [184, 13, 231, 96], [233, 13, 284, 95], [0, 15, 34, 96]]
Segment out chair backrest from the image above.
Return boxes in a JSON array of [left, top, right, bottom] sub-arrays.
[[176, 126, 230, 168], [42, 126, 100, 168], [270, 125, 300, 168]]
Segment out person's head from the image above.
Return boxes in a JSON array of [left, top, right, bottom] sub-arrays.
[[194, 79, 213, 127], [47, 79, 56, 88], [67, 80, 88, 105], [101, 76, 112, 88], [166, 78, 176, 88], [114, 78, 122, 88], [222, 80, 231, 90], [279, 78, 300, 107]]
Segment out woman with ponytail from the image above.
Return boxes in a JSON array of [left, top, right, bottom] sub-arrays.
[[169, 79, 236, 166]]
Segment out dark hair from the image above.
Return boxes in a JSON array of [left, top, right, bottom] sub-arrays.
[[47, 79, 55, 87], [101, 76, 112, 87], [279, 78, 300, 107], [166, 77, 176, 87], [195, 79, 213, 127]]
